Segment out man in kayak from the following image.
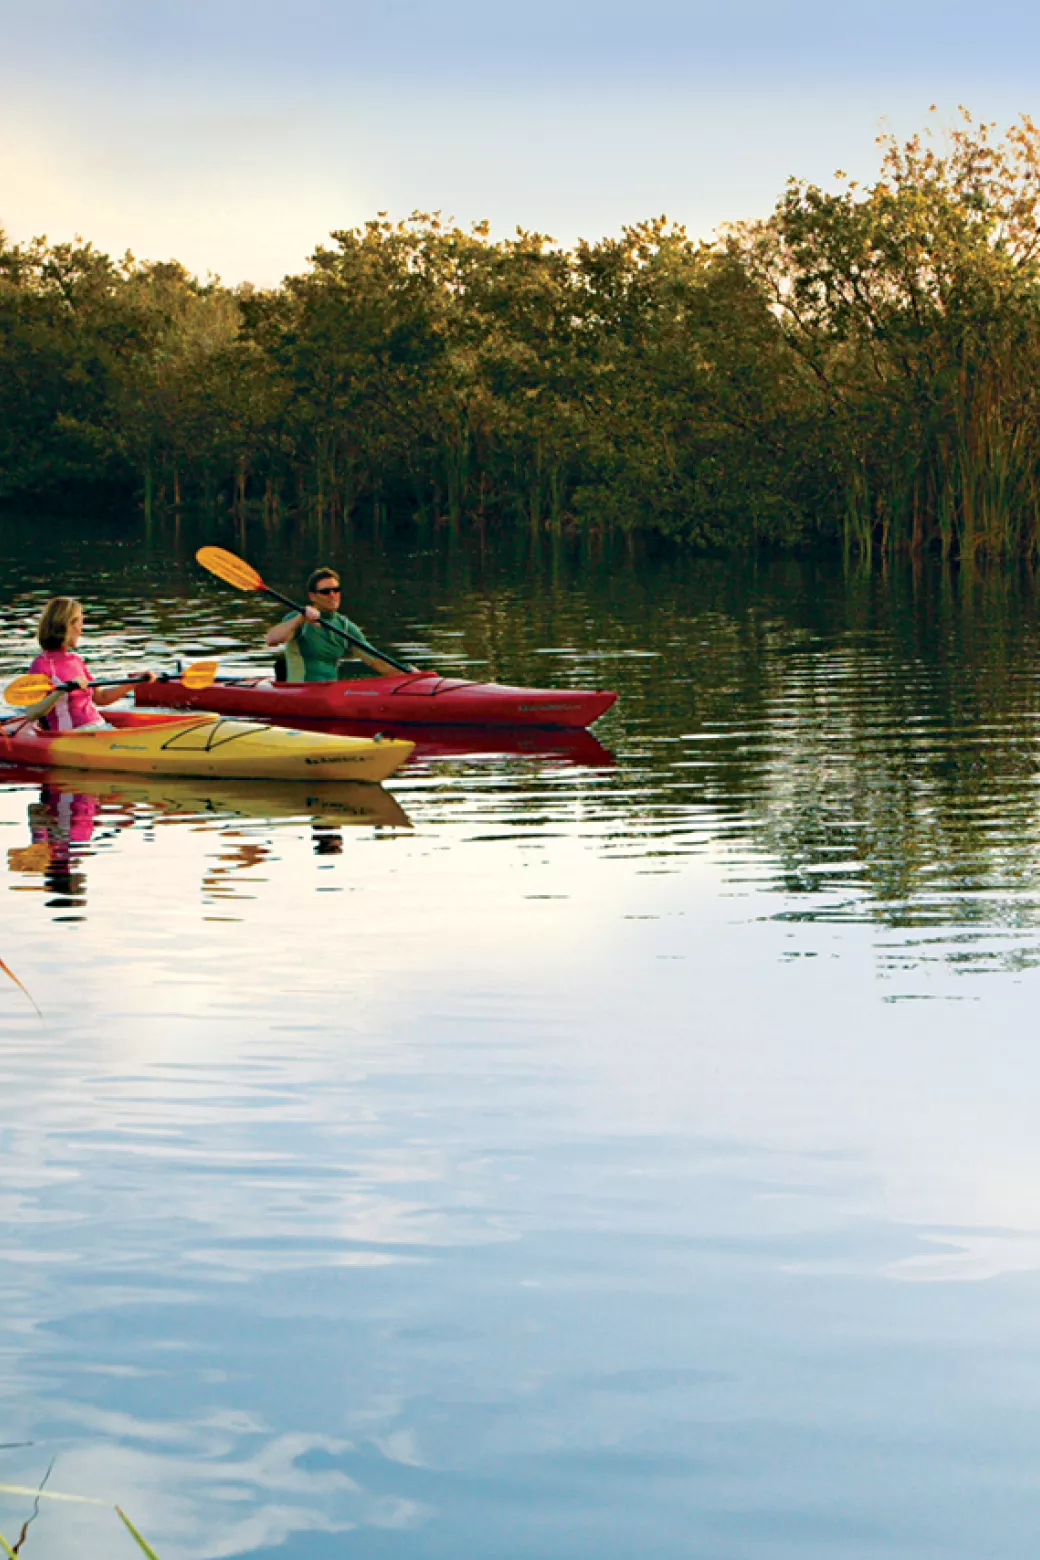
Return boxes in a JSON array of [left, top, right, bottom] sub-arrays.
[[30, 597, 154, 729], [264, 567, 402, 681]]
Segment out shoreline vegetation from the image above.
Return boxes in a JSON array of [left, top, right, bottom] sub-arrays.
[[5, 110, 1040, 560]]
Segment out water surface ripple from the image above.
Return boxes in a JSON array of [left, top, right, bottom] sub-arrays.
[[1, 522, 1040, 1557]]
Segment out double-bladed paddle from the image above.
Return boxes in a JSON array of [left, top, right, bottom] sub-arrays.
[[3, 659, 219, 710], [195, 546, 414, 676]]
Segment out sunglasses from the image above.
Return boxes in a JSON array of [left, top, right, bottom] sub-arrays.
[[314, 585, 341, 595]]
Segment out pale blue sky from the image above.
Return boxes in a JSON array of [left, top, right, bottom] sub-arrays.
[[2, 0, 1038, 283]]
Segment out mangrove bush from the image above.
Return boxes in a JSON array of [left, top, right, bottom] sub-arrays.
[[4, 109, 1040, 558]]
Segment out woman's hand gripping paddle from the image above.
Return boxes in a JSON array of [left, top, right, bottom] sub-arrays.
[[195, 545, 415, 676]]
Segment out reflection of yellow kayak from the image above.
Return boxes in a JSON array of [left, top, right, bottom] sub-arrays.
[[3, 769, 412, 829], [0, 710, 413, 784]]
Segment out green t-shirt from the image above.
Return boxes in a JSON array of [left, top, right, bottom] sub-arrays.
[[281, 609, 378, 682]]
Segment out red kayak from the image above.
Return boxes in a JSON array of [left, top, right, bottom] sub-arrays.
[[135, 672, 617, 730]]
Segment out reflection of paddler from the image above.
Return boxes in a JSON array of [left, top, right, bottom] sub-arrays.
[[31, 785, 99, 846], [202, 834, 272, 897], [5, 772, 410, 905], [11, 785, 102, 902]]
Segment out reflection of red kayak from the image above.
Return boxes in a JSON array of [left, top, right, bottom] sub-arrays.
[[283, 718, 615, 766], [135, 672, 617, 730]]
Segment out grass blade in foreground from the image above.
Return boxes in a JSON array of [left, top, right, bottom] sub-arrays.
[[0, 1483, 105, 1505], [0, 1487, 163, 1558], [116, 1507, 162, 1558], [0, 954, 42, 1018]]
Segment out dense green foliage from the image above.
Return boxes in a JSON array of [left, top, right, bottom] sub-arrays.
[[6, 111, 1040, 557]]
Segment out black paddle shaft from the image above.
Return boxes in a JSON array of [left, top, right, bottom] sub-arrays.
[[45, 669, 196, 694], [263, 583, 413, 675], [52, 672, 152, 692]]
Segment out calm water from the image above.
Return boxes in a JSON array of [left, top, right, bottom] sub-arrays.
[[3, 518, 1040, 1558]]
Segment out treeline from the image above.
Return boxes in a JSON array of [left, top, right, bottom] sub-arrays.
[[5, 110, 1040, 558]]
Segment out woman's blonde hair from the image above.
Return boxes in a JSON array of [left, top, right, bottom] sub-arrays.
[[37, 597, 83, 651]]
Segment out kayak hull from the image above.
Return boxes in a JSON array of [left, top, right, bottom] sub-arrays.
[[0, 711, 413, 783], [134, 672, 618, 729]]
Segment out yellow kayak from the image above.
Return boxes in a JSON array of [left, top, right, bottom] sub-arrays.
[[0, 710, 414, 784]]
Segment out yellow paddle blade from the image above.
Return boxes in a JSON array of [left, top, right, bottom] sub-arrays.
[[3, 674, 55, 708], [196, 545, 264, 592], [180, 658, 220, 689], [8, 844, 53, 873]]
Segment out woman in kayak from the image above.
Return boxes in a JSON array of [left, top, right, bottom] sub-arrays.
[[30, 597, 153, 730], [264, 567, 399, 681]]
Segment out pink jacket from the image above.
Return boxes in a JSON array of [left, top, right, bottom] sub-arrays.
[[29, 651, 103, 730]]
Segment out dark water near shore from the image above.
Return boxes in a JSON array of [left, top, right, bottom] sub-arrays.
[[3, 517, 1040, 1557]]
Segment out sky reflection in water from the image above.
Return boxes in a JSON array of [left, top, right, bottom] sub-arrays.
[[2, 527, 1040, 1557]]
